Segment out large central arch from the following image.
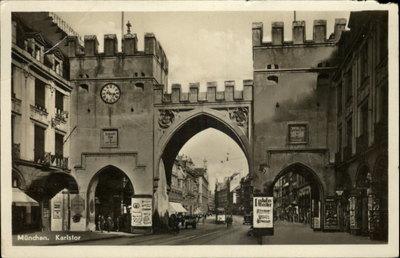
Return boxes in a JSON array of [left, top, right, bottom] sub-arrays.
[[156, 107, 252, 186]]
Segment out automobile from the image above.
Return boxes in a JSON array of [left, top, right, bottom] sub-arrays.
[[184, 215, 197, 229], [243, 212, 252, 225]]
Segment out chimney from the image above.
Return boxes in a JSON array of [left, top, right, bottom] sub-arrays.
[[292, 20, 306, 44], [144, 33, 156, 55], [313, 20, 327, 43], [252, 22, 263, 46], [334, 18, 347, 42], [272, 22, 284, 45], [66, 36, 78, 57], [104, 34, 118, 56], [84, 35, 98, 56], [122, 33, 138, 55]]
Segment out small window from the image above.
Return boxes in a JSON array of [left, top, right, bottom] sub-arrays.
[[34, 125, 45, 162], [54, 60, 61, 74], [344, 69, 353, 101], [55, 133, 64, 158], [35, 45, 41, 61], [55, 91, 64, 113], [134, 82, 144, 91], [267, 75, 279, 84], [346, 118, 352, 149], [35, 78, 46, 110]]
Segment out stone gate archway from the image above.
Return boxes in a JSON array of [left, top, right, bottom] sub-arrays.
[[156, 108, 252, 186], [87, 165, 134, 232]]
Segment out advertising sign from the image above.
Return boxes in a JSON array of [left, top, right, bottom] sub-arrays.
[[131, 197, 152, 227], [253, 197, 273, 228], [324, 197, 339, 230], [217, 214, 226, 222]]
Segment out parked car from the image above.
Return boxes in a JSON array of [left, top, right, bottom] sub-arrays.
[[184, 215, 197, 229]]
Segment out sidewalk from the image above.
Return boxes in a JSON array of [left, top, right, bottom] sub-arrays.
[[262, 220, 386, 244], [13, 230, 140, 246]]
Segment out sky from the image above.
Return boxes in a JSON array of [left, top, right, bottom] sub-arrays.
[[56, 11, 349, 191]]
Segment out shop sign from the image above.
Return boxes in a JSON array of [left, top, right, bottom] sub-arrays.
[[253, 197, 273, 228], [53, 202, 62, 219], [131, 197, 152, 227]]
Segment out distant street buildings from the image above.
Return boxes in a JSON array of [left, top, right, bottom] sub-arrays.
[[168, 155, 210, 215]]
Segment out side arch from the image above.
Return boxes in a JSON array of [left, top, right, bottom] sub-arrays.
[[266, 162, 325, 197], [86, 165, 135, 231]]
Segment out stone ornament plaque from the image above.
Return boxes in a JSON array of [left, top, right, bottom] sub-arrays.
[[288, 123, 308, 144], [101, 128, 118, 148]]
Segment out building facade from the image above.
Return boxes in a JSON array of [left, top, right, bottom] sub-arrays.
[[332, 11, 388, 241], [11, 12, 80, 233]]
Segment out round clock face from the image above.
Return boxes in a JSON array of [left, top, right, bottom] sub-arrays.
[[100, 84, 121, 104]]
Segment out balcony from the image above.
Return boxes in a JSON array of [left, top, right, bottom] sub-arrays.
[[12, 143, 21, 160], [374, 122, 388, 144], [12, 97, 22, 114], [51, 110, 69, 131], [34, 152, 68, 170], [343, 145, 352, 161], [356, 134, 368, 154], [50, 154, 69, 170], [30, 104, 48, 125], [34, 152, 52, 166]]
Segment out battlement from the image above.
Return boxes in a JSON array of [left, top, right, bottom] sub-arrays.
[[154, 80, 253, 105], [66, 32, 168, 71], [252, 18, 347, 47]]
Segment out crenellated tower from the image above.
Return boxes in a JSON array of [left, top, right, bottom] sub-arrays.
[[65, 29, 168, 232]]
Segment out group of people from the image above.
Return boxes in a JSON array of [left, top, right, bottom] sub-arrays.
[[168, 214, 181, 234], [97, 214, 124, 232]]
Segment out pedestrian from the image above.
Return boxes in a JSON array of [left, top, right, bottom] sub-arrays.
[[106, 215, 113, 232], [99, 214, 105, 233], [169, 214, 179, 235], [115, 216, 120, 232]]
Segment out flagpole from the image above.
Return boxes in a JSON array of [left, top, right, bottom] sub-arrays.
[[121, 12, 124, 50]]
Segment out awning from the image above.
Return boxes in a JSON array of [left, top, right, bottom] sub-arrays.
[[12, 188, 39, 207], [168, 202, 187, 214]]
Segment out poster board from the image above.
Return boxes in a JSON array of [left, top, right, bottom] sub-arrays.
[[131, 197, 152, 227], [253, 197, 273, 228], [324, 197, 339, 230]]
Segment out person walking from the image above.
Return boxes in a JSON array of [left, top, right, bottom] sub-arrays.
[[98, 214, 105, 233], [106, 215, 113, 232]]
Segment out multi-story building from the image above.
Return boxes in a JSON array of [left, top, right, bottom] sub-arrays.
[[239, 174, 253, 215], [215, 181, 228, 212], [208, 191, 215, 213], [332, 11, 388, 241], [169, 161, 185, 204], [11, 12, 80, 233], [193, 167, 209, 215]]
